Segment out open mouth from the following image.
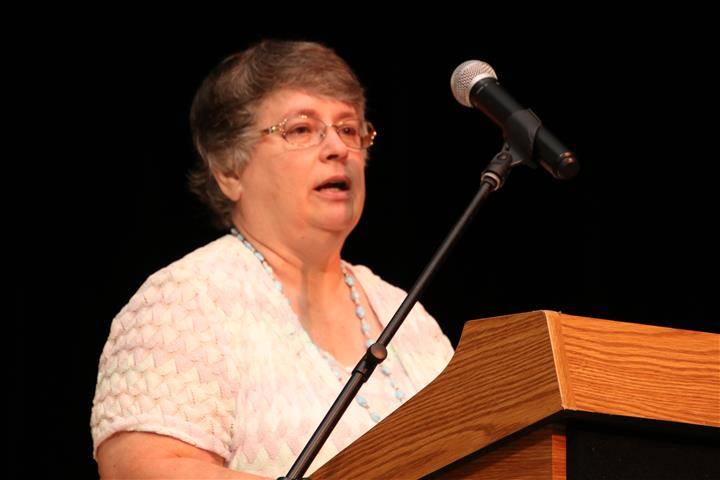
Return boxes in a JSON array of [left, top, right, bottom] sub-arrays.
[[315, 178, 351, 192]]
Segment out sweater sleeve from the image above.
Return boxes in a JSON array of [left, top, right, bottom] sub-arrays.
[[90, 264, 237, 462]]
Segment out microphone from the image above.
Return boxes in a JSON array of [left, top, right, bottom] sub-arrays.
[[451, 60, 579, 180]]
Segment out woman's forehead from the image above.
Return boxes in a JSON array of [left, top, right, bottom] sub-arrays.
[[256, 89, 362, 125]]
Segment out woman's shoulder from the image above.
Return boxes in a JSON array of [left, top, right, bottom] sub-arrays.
[[345, 262, 391, 286], [347, 261, 455, 365], [145, 234, 248, 283], [346, 261, 436, 324], [129, 234, 261, 299], [347, 262, 409, 304], [114, 235, 255, 328]]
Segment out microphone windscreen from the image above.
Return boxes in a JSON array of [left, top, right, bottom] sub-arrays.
[[450, 60, 498, 107]]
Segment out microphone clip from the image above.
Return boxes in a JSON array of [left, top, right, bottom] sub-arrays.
[[503, 108, 542, 172]]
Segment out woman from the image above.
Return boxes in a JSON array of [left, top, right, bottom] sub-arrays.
[[91, 40, 454, 479]]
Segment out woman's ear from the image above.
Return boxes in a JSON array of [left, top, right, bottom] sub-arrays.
[[211, 167, 243, 201]]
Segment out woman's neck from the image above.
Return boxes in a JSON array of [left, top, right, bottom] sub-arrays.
[[232, 215, 348, 309]]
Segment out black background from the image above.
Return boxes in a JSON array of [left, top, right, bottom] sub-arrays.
[[15, 14, 717, 478]]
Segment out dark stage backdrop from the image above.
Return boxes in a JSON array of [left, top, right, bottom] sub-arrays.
[[17, 19, 717, 479]]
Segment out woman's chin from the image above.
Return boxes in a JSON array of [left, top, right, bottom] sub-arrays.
[[310, 211, 361, 235]]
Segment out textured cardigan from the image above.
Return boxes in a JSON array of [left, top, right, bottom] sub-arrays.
[[91, 234, 455, 478]]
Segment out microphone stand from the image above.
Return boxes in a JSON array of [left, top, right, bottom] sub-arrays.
[[279, 148, 516, 480]]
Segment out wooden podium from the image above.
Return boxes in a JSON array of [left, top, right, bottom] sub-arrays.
[[310, 311, 719, 479]]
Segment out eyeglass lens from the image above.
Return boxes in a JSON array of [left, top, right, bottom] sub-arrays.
[[283, 116, 371, 149]]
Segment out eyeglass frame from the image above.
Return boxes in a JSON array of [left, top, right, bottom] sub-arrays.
[[259, 114, 377, 150]]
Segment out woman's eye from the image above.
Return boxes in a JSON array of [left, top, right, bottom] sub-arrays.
[[339, 126, 358, 136], [287, 124, 314, 136]]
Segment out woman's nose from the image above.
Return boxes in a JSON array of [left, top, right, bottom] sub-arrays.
[[320, 127, 350, 162]]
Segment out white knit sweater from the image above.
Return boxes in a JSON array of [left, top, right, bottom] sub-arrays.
[[91, 235, 455, 478]]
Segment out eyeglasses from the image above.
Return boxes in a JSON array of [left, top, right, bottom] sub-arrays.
[[261, 114, 377, 150]]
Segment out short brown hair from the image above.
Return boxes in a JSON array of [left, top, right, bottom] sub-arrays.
[[188, 39, 367, 228]]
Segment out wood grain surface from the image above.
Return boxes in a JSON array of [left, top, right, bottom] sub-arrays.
[[424, 423, 566, 480], [546, 311, 720, 427], [311, 312, 562, 479], [309, 311, 719, 479]]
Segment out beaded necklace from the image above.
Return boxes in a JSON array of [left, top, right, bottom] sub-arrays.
[[230, 227, 405, 423]]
